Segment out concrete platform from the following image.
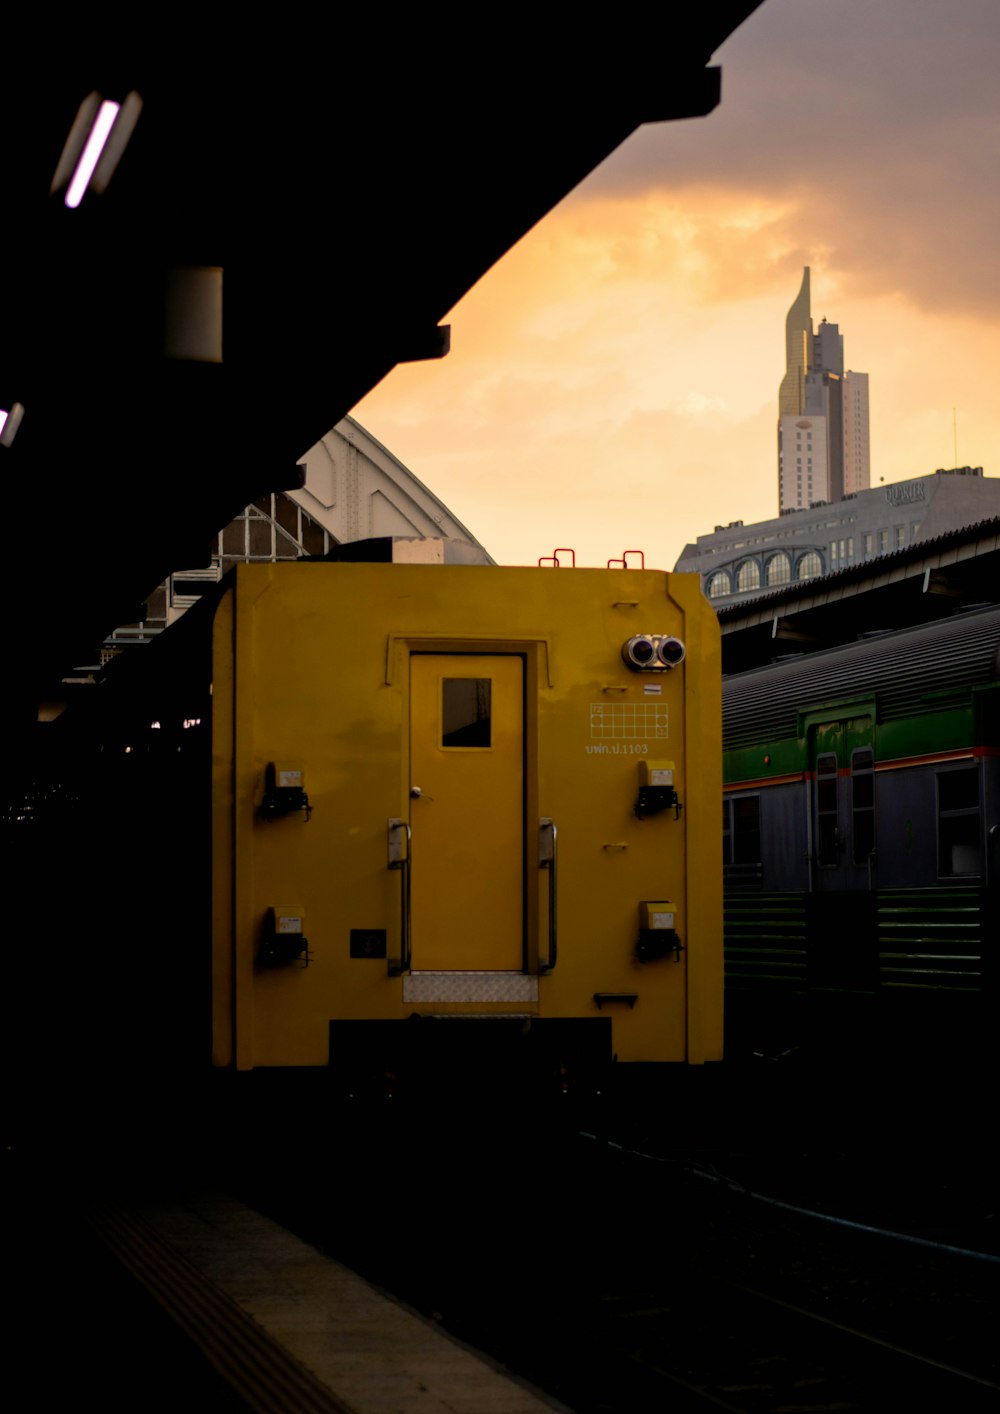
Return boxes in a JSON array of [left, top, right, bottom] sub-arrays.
[[90, 1195, 564, 1413]]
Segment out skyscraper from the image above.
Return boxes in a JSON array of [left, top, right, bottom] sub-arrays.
[[777, 267, 870, 512]]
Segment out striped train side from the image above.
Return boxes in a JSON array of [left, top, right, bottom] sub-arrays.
[[721, 605, 999, 1060]]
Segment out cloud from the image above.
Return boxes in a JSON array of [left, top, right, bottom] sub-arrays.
[[585, 0, 1000, 317], [353, 1, 1000, 571]]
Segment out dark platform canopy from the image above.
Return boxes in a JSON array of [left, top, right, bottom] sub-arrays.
[[2, 8, 763, 720]]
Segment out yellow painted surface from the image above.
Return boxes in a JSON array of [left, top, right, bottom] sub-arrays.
[[210, 588, 235, 1067], [410, 655, 523, 971], [210, 562, 722, 1068], [667, 571, 725, 1064], [639, 901, 676, 929]]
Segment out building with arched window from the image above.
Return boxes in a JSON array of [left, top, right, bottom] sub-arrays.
[[675, 468, 999, 606], [765, 552, 791, 586], [735, 560, 761, 593], [106, 417, 493, 654]]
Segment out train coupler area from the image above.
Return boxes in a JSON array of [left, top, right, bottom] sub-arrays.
[[328, 1016, 611, 1107]]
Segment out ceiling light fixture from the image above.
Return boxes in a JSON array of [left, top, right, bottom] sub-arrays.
[[52, 91, 143, 208], [0, 402, 25, 447]]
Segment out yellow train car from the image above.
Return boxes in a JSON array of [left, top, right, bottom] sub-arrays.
[[209, 546, 722, 1079]]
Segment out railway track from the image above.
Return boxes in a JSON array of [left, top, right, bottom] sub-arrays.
[[596, 1272, 998, 1413], [244, 1101, 999, 1414]]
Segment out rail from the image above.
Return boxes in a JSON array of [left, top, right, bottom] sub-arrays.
[[387, 818, 411, 975], [538, 817, 558, 972]]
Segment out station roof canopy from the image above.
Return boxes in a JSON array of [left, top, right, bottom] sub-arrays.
[[2, 8, 763, 722], [718, 518, 1000, 676]]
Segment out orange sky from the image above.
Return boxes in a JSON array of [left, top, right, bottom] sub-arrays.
[[353, 0, 1000, 570]]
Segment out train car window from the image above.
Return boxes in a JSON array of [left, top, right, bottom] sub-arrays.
[[723, 795, 761, 867], [815, 753, 839, 867], [937, 767, 981, 877], [442, 678, 492, 748], [733, 796, 761, 864], [851, 747, 876, 865]]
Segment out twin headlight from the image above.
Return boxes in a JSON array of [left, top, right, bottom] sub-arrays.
[[622, 635, 686, 671]]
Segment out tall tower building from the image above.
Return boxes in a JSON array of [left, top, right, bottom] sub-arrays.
[[777, 268, 870, 513], [843, 370, 871, 495], [778, 266, 811, 418]]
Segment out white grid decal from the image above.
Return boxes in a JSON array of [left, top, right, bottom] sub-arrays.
[[590, 702, 668, 739]]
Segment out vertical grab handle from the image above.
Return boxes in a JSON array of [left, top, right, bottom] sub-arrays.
[[387, 818, 411, 975], [539, 817, 558, 973]]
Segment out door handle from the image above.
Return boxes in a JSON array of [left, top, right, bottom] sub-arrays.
[[387, 818, 411, 975], [539, 817, 557, 973]]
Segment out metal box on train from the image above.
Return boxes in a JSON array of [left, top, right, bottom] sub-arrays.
[[209, 551, 722, 1074]]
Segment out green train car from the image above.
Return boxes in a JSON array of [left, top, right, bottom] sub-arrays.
[[721, 605, 998, 1060]]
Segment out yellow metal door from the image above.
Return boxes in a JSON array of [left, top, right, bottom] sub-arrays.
[[409, 654, 524, 970]]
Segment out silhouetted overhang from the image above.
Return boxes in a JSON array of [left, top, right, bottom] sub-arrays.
[[2, 7, 764, 722], [718, 518, 1000, 675]]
